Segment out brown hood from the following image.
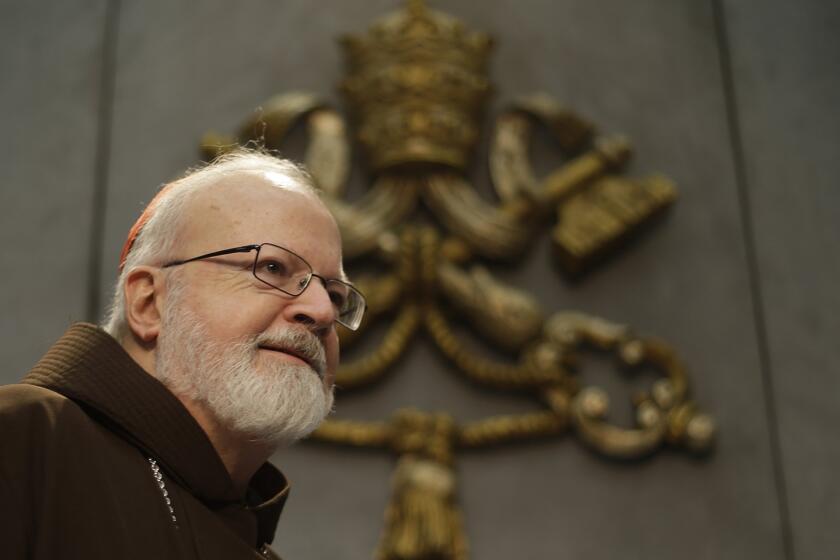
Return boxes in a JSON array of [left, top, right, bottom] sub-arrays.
[[21, 322, 288, 547]]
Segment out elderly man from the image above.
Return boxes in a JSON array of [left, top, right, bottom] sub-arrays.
[[0, 151, 364, 559]]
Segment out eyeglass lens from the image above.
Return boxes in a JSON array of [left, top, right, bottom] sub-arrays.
[[253, 244, 365, 330]]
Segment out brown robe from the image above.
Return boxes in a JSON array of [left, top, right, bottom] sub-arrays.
[[0, 323, 288, 559]]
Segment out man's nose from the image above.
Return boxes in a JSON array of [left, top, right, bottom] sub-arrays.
[[284, 277, 337, 334]]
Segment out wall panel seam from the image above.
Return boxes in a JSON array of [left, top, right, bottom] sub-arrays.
[[711, 1, 795, 558], [86, 0, 122, 324]]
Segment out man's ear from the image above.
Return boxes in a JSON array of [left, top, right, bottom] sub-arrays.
[[124, 266, 165, 344]]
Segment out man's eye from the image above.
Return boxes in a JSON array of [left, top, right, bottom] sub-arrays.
[[261, 260, 289, 277], [329, 291, 347, 309]]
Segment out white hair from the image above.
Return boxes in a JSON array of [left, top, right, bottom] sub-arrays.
[[102, 149, 318, 341]]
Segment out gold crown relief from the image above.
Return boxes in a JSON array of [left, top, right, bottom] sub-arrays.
[[341, 0, 493, 172]]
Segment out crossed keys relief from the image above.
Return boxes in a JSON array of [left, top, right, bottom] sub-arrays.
[[202, 2, 714, 558]]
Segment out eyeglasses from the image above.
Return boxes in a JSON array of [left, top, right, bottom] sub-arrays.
[[161, 243, 366, 331]]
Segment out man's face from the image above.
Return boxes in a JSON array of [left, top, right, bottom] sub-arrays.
[[154, 175, 343, 443]]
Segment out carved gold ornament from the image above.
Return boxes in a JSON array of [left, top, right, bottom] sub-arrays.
[[202, 1, 714, 558]]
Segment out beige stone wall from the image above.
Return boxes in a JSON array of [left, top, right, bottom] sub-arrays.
[[2, 1, 837, 558]]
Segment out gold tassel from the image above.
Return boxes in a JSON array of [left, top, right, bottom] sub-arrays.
[[377, 455, 468, 560]]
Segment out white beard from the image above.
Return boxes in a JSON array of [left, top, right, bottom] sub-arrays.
[[155, 301, 334, 448]]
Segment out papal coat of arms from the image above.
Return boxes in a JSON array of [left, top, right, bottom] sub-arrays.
[[202, 2, 715, 558]]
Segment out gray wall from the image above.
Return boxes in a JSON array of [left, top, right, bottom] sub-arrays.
[[1, 1, 837, 558]]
